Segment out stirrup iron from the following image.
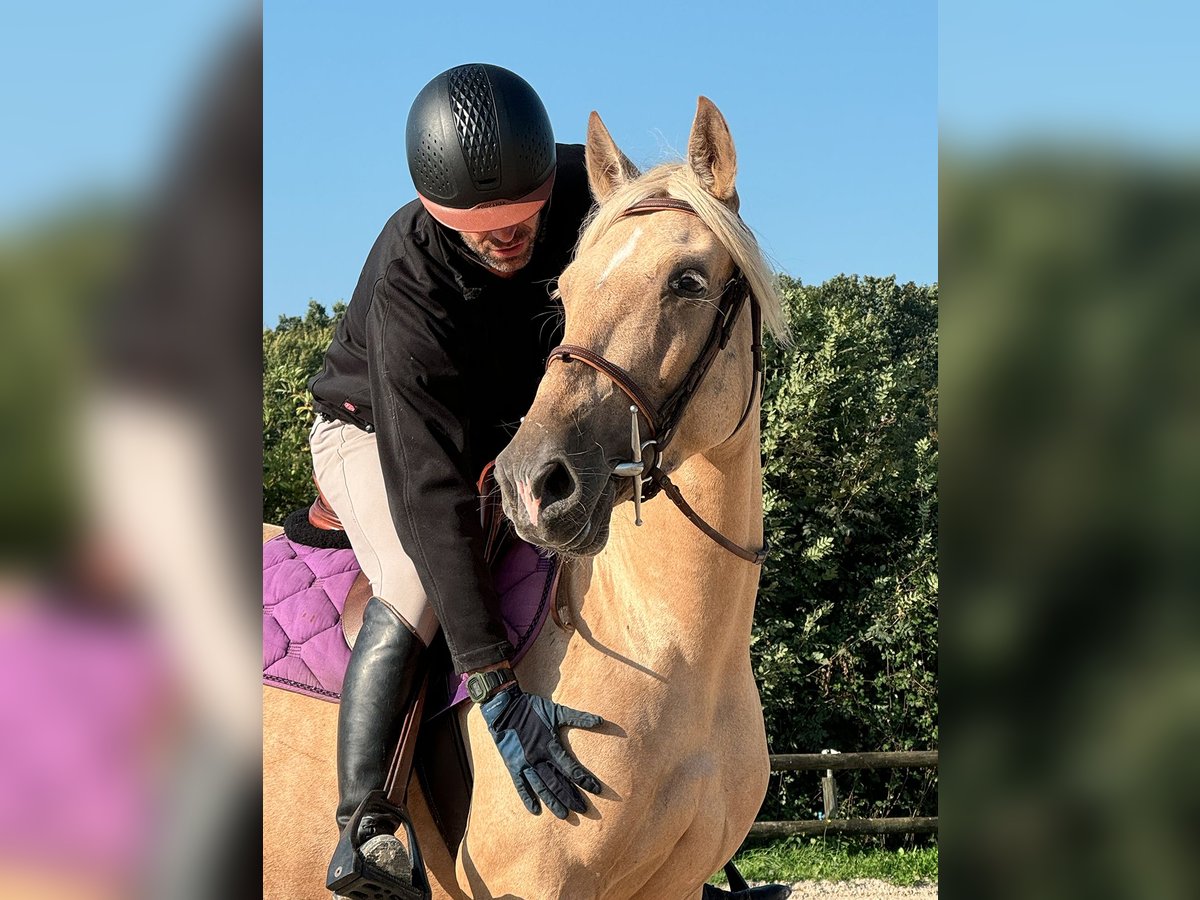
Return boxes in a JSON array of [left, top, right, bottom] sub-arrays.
[[327, 791, 431, 900]]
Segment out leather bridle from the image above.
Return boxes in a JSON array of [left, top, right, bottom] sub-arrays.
[[544, 196, 768, 565]]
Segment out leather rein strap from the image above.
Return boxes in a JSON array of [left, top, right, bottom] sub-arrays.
[[545, 196, 768, 565]]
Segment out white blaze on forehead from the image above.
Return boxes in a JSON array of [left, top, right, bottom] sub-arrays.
[[597, 227, 642, 287]]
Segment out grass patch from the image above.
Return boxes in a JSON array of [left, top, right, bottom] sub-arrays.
[[709, 836, 938, 886]]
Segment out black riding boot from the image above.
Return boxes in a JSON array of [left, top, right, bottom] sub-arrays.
[[334, 597, 424, 839]]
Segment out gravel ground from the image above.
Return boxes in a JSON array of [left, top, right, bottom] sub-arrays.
[[739, 881, 937, 899]]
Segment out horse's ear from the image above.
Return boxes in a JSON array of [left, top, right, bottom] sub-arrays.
[[688, 97, 739, 210], [587, 111, 640, 203]]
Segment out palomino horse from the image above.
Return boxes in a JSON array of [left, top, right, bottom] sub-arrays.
[[263, 97, 787, 900]]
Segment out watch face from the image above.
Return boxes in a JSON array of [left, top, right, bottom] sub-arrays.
[[468, 669, 512, 702], [468, 676, 487, 702]]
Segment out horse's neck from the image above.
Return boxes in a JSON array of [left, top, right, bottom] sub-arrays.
[[573, 423, 763, 674]]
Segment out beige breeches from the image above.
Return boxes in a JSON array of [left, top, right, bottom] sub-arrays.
[[308, 415, 440, 646]]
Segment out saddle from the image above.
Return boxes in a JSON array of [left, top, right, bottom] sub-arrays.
[[262, 464, 559, 854]]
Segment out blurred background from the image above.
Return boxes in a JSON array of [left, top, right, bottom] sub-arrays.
[[3, 0, 1198, 897], [1, 3, 261, 898], [941, 1, 1199, 898]]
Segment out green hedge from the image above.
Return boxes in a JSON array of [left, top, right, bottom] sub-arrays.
[[757, 275, 938, 824], [262, 300, 343, 524], [262, 275, 939, 824]]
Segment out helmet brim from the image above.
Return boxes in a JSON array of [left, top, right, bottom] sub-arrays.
[[418, 171, 555, 233]]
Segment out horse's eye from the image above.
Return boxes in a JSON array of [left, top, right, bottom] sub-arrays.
[[670, 269, 708, 297]]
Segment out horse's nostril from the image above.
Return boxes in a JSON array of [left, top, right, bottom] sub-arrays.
[[535, 459, 576, 506]]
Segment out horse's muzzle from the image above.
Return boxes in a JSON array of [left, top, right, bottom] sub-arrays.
[[495, 437, 614, 556]]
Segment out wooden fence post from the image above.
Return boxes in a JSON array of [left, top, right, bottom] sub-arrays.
[[820, 749, 839, 819]]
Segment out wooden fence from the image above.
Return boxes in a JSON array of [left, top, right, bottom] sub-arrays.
[[748, 750, 938, 837]]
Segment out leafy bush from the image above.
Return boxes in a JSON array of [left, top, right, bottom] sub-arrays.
[[756, 274, 938, 825], [262, 300, 343, 524]]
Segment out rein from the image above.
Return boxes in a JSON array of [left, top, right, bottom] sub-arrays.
[[545, 197, 768, 566]]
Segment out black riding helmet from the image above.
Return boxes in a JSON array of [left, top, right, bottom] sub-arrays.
[[407, 63, 556, 232]]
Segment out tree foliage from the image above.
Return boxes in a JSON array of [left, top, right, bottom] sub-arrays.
[[756, 274, 938, 824], [262, 300, 344, 524]]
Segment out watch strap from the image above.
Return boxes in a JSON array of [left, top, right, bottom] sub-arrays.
[[468, 667, 515, 703]]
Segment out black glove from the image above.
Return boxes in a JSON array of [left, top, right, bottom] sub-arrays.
[[479, 684, 603, 819]]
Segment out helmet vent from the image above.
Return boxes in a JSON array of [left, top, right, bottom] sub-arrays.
[[519, 127, 552, 178], [414, 133, 453, 198], [447, 65, 501, 190]]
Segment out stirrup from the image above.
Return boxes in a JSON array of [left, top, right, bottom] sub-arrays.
[[327, 791, 431, 900]]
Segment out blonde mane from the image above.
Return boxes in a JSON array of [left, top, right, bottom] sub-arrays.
[[576, 163, 789, 342]]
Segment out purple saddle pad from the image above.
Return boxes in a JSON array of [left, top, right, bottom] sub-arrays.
[[262, 537, 359, 701], [262, 534, 558, 709]]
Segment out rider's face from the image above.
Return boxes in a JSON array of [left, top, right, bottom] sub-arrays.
[[459, 211, 541, 276]]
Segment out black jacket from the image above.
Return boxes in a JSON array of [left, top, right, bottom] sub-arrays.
[[309, 144, 592, 674]]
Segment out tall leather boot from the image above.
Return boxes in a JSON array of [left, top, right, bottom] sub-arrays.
[[329, 597, 425, 894]]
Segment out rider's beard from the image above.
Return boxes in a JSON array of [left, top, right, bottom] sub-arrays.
[[459, 215, 540, 276]]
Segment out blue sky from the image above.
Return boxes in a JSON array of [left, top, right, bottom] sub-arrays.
[[940, 1, 1200, 151], [4, 3, 1194, 325], [0, 2, 244, 227], [264, 1, 937, 324]]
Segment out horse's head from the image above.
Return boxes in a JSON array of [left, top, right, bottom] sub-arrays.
[[495, 98, 781, 557]]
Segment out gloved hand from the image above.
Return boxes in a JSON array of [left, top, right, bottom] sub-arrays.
[[479, 684, 603, 819]]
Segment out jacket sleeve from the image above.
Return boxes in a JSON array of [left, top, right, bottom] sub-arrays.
[[366, 254, 513, 674]]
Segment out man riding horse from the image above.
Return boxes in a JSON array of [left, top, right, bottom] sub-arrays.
[[307, 63, 604, 895], [306, 63, 780, 898]]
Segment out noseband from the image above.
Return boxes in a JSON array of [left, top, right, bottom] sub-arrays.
[[545, 197, 768, 565]]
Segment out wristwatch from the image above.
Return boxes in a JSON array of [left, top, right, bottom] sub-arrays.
[[466, 667, 516, 703]]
